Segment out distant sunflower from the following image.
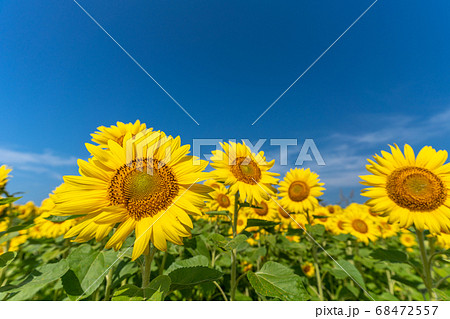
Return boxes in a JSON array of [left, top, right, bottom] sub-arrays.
[[327, 214, 347, 235], [0, 165, 12, 189], [30, 196, 79, 239], [342, 208, 379, 244], [16, 202, 38, 220], [247, 198, 278, 221], [210, 141, 279, 204], [325, 204, 343, 215], [278, 168, 325, 214], [302, 262, 315, 277], [378, 218, 400, 238], [91, 120, 148, 149], [361, 144, 450, 234], [400, 232, 417, 249], [54, 129, 210, 260], [434, 231, 450, 250], [276, 203, 294, 230], [311, 206, 332, 229], [207, 183, 235, 212]]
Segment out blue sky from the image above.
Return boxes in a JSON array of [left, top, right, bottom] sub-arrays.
[[1, 0, 450, 205]]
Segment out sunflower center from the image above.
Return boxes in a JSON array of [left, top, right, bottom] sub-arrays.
[[254, 201, 269, 216], [108, 158, 179, 220], [230, 157, 261, 184], [303, 265, 311, 272], [217, 193, 231, 208], [337, 220, 345, 230], [237, 219, 244, 227], [278, 206, 290, 219], [352, 219, 368, 234], [327, 206, 335, 214], [288, 181, 310, 202], [386, 167, 447, 212]]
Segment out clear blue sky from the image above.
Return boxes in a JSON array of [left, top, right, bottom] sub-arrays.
[[1, 0, 450, 205]]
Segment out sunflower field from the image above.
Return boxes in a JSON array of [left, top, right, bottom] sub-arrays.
[[0, 121, 449, 301]]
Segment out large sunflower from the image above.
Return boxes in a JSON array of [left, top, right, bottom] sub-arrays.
[[91, 120, 148, 149], [360, 144, 450, 234], [54, 129, 210, 260], [278, 168, 325, 214], [210, 141, 279, 204]]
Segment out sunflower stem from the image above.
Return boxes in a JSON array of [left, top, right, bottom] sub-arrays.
[[230, 193, 240, 301], [312, 245, 324, 301], [142, 243, 156, 294], [104, 267, 114, 301], [415, 229, 434, 300], [159, 250, 168, 276]]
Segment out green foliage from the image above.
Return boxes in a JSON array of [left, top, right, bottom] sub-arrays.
[[63, 244, 118, 299], [0, 252, 16, 268], [247, 261, 309, 301], [168, 266, 223, 290], [370, 248, 408, 263], [0, 197, 21, 205]]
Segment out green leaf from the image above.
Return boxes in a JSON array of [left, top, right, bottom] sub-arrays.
[[6, 259, 69, 300], [330, 260, 366, 290], [223, 234, 248, 251], [247, 261, 309, 301], [204, 210, 230, 216], [0, 252, 16, 268], [239, 202, 263, 209], [370, 249, 408, 263], [44, 215, 83, 223], [306, 224, 325, 236], [332, 233, 352, 241], [208, 233, 228, 246], [148, 275, 171, 299], [168, 266, 223, 290], [166, 255, 209, 274], [112, 284, 147, 301], [246, 219, 280, 228], [112, 275, 171, 301], [61, 270, 84, 299], [434, 289, 450, 301], [1, 222, 34, 235], [0, 197, 21, 205], [66, 244, 119, 298]]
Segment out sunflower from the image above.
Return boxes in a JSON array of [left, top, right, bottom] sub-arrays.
[[0, 165, 12, 189], [276, 203, 294, 230], [204, 179, 223, 190], [91, 120, 148, 149], [278, 168, 325, 214], [311, 206, 332, 229], [16, 202, 38, 220], [377, 217, 400, 238], [30, 197, 79, 239], [360, 144, 450, 234], [342, 206, 380, 244], [210, 141, 279, 204], [400, 232, 417, 250], [302, 261, 315, 277], [434, 231, 450, 250], [325, 204, 343, 215], [246, 197, 278, 221], [207, 183, 235, 212], [327, 213, 347, 235], [54, 129, 210, 260]]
